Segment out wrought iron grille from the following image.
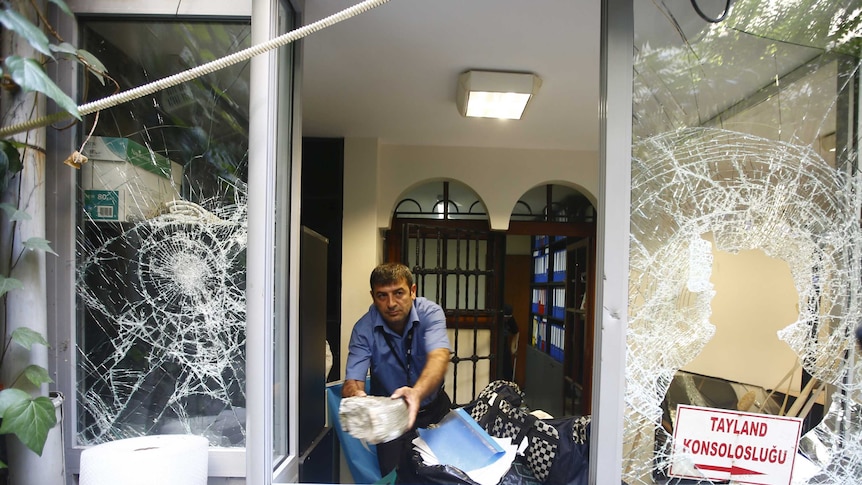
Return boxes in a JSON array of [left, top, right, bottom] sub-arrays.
[[400, 222, 499, 406]]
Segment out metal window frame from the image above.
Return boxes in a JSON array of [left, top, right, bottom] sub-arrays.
[[248, 0, 304, 482], [591, 0, 632, 483], [65, 0, 250, 17], [46, 0, 303, 481]]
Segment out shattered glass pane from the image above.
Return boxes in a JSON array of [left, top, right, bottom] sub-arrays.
[[74, 20, 251, 447], [629, 1, 862, 483]]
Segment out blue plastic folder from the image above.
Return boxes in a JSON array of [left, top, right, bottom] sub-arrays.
[[417, 408, 506, 472], [325, 381, 381, 484]]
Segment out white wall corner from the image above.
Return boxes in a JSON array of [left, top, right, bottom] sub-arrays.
[[340, 137, 381, 375]]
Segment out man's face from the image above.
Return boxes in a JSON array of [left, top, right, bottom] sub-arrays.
[[371, 278, 416, 328]]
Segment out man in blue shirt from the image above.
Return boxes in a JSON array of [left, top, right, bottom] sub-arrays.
[[343, 262, 451, 478]]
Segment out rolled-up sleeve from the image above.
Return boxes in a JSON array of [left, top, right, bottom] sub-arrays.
[[344, 319, 372, 381], [419, 300, 450, 352]]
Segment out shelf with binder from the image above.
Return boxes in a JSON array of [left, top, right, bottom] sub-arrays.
[[526, 234, 595, 416], [548, 322, 565, 362], [530, 316, 566, 364], [530, 287, 547, 315], [532, 246, 549, 283], [530, 286, 567, 318], [530, 314, 546, 351], [528, 235, 568, 361], [551, 247, 567, 282]]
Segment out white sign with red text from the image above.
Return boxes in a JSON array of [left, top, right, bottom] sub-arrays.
[[668, 404, 803, 485]]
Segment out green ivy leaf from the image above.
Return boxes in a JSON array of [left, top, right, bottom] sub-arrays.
[[4, 56, 81, 120], [49, 42, 77, 56], [22, 237, 57, 256], [19, 365, 53, 388], [0, 389, 30, 417], [0, 275, 24, 298], [0, 394, 56, 456], [47, 0, 74, 18], [77, 49, 107, 86], [0, 202, 31, 221], [11, 327, 49, 351], [0, 10, 53, 59]]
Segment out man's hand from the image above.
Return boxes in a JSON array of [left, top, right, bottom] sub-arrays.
[[342, 379, 368, 398], [391, 347, 450, 429], [390, 386, 421, 429]]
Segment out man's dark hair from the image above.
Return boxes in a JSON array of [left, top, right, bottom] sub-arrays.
[[370, 262, 414, 290]]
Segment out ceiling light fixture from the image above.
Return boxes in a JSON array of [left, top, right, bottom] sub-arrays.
[[456, 70, 542, 120]]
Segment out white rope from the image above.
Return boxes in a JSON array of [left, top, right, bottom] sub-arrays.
[[0, 0, 392, 137]]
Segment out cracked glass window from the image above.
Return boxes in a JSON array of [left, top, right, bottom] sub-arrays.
[[75, 19, 250, 448], [629, 1, 861, 484]]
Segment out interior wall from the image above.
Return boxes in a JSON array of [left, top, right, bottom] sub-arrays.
[[683, 246, 802, 391], [339, 138, 383, 375], [506, 234, 532, 256]]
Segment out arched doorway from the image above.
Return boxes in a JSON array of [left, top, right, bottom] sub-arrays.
[[387, 180, 500, 405], [505, 183, 597, 416], [386, 180, 597, 416]]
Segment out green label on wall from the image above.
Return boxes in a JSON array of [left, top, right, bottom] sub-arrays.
[[84, 190, 119, 220]]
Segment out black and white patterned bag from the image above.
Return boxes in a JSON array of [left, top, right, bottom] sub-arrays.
[[467, 381, 592, 485], [468, 381, 559, 482], [468, 380, 525, 420]]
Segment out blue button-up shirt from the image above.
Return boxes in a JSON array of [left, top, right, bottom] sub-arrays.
[[345, 297, 450, 406]]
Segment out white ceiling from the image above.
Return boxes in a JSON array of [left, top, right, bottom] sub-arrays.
[[300, 0, 602, 151]]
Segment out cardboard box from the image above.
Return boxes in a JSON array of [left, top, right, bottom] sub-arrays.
[[81, 137, 183, 222]]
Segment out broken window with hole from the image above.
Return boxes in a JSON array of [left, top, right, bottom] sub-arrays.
[[627, 2, 861, 484], [73, 19, 252, 449]]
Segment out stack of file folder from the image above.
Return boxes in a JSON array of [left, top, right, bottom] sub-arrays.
[[413, 408, 521, 485]]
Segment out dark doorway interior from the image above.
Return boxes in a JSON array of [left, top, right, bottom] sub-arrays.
[[301, 137, 344, 381]]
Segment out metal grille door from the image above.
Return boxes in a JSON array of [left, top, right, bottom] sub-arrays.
[[399, 222, 501, 405]]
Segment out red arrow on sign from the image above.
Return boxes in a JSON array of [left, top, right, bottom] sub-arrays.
[[695, 464, 765, 476]]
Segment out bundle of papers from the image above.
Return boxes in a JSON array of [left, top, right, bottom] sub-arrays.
[[339, 395, 410, 444], [413, 408, 524, 485]]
